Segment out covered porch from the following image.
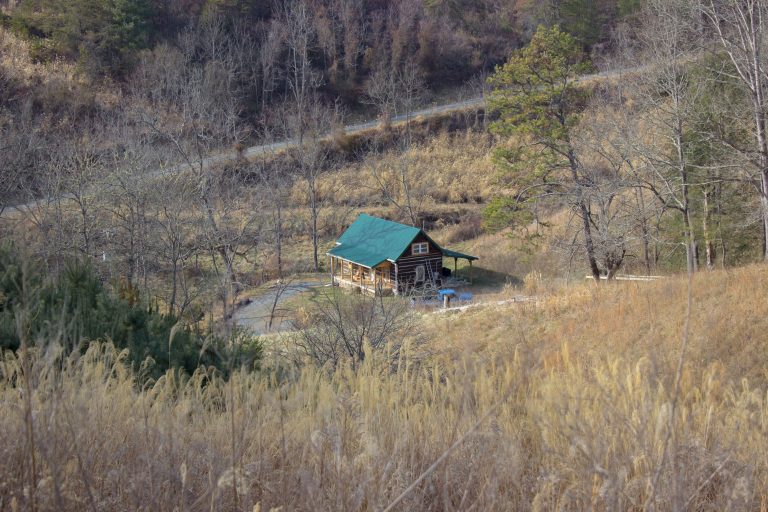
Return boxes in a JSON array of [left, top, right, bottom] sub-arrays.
[[442, 248, 478, 285], [329, 256, 396, 295]]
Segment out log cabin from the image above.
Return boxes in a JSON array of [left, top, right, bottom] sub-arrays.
[[327, 214, 477, 295]]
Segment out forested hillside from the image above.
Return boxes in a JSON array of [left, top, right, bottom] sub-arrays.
[[0, 0, 640, 326], [3, 0, 768, 509], [1, 0, 766, 348]]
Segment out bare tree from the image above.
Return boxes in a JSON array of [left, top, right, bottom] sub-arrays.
[[100, 118, 158, 289], [338, 0, 366, 82], [202, 172, 263, 325], [701, 0, 768, 260], [132, 16, 260, 325], [294, 98, 335, 273], [16, 165, 68, 273], [56, 130, 107, 261], [265, 277, 296, 332], [294, 290, 415, 369], [364, 57, 425, 128], [313, 0, 365, 88], [368, 146, 430, 226], [103, 172, 149, 286], [0, 100, 42, 222], [281, 0, 323, 145], [574, 101, 637, 278], [626, 0, 707, 273], [364, 64, 399, 126], [367, 58, 427, 225], [259, 20, 284, 111], [398, 58, 426, 126], [251, 147, 294, 279], [276, 0, 339, 274], [147, 175, 200, 316]]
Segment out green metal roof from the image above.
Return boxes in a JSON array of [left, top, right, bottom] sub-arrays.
[[441, 248, 478, 261], [328, 214, 420, 267], [327, 214, 478, 267], [327, 244, 390, 268]]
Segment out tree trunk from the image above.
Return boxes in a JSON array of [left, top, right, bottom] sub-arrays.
[[635, 188, 652, 275], [683, 207, 697, 274], [752, 53, 768, 261], [702, 188, 714, 270], [579, 200, 601, 282], [310, 189, 319, 273], [714, 180, 726, 268], [79, 201, 91, 257], [567, 148, 601, 282], [170, 258, 178, 314], [312, 212, 319, 272], [676, 114, 696, 274], [276, 202, 283, 278], [761, 168, 768, 261], [218, 247, 237, 323]]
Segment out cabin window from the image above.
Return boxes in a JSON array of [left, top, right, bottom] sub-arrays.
[[415, 265, 425, 282], [412, 242, 429, 255]]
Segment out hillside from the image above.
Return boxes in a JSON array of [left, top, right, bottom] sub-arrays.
[[4, 0, 768, 510], [2, 265, 767, 510], [428, 265, 768, 382]]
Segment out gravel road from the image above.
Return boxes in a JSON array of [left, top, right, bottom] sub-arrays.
[[232, 282, 320, 335]]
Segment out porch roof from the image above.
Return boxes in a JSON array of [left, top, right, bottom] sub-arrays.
[[327, 244, 387, 268], [441, 248, 478, 261]]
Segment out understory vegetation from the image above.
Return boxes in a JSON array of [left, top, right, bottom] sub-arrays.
[[0, 244, 262, 379]]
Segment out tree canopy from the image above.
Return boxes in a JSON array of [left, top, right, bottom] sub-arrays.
[[485, 25, 590, 231], [486, 26, 622, 280]]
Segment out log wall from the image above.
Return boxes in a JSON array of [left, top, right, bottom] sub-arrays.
[[394, 234, 443, 294]]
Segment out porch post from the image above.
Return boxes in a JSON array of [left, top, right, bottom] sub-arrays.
[[393, 262, 399, 295]]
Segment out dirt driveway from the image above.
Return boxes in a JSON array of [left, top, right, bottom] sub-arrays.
[[233, 282, 320, 335]]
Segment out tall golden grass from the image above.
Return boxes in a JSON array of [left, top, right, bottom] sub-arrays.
[[305, 131, 497, 209], [2, 266, 768, 511]]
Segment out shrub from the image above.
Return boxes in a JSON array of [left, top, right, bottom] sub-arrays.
[[0, 243, 260, 379], [293, 289, 415, 369]]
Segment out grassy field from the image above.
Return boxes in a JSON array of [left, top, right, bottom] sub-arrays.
[[3, 264, 768, 511]]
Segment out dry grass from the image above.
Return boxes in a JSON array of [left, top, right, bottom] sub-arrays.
[[2, 265, 768, 510], [0, 29, 75, 87], [305, 131, 497, 210], [427, 264, 768, 383], [0, 28, 119, 120]]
